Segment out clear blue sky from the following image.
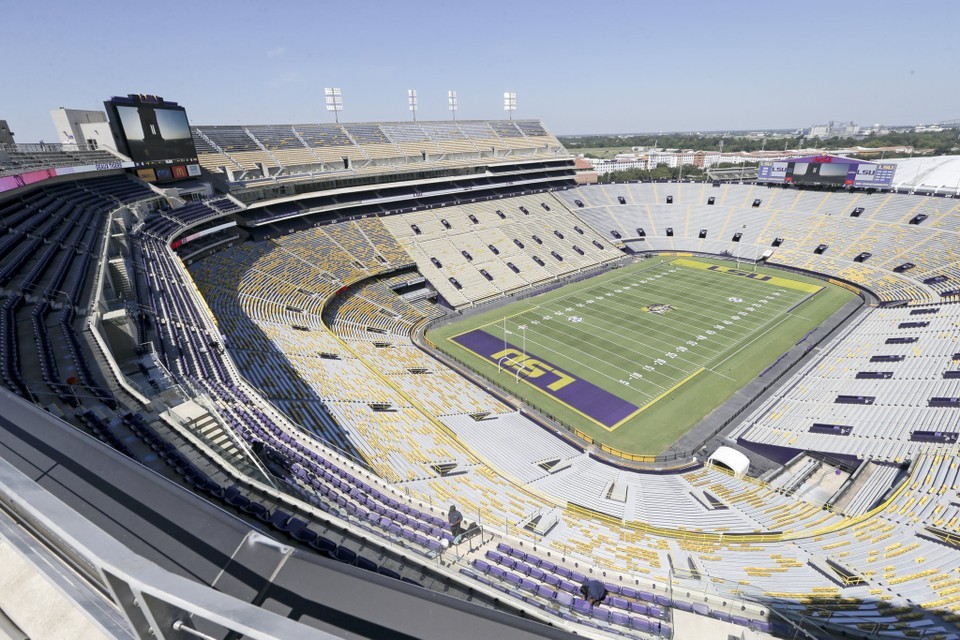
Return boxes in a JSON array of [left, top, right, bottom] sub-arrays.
[[6, 0, 959, 141]]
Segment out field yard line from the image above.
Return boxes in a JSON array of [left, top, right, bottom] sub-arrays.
[[503, 263, 807, 392], [475, 259, 666, 332], [549, 266, 799, 349], [608, 367, 707, 431], [519, 333, 662, 401], [706, 368, 736, 382], [594, 286, 792, 353], [580, 278, 803, 359], [707, 313, 791, 371], [600, 266, 804, 330]]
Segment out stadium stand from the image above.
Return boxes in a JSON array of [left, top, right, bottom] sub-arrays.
[[380, 193, 622, 307], [0, 142, 125, 177], [7, 130, 960, 638], [555, 183, 960, 305], [191, 119, 565, 182]]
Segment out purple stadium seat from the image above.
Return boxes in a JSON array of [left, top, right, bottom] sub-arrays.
[[556, 592, 574, 607], [544, 574, 561, 588], [309, 535, 337, 554], [573, 598, 593, 615], [473, 559, 491, 573], [504, 572, 522, 587], [607, 596, 629, 610], [377, 567, 400, 580], [329, 545, 357, 565], [591, 607, 611, 622], [292, 525, 318, 545], [488, 566, 506, 581], [610, 611, 630, 626], [528, 567, 546, 582], [535, 585, 555, 599], [630, 617, 651, 632], [559, 580, 579, 594], [514, 561, 533, 575], [638, 590, 656, 603], [619, 586, 639, 599]]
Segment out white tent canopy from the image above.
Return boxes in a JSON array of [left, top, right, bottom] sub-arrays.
[[708, 446, 750, 476]]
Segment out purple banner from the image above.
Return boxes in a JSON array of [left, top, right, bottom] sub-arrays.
[[452, 329, 638, 428]]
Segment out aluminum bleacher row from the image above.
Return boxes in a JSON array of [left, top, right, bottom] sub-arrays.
[[190, 119, 564, 182], [729, 303, 960, 461], [379, 192, 623, 307], [5, 171, 960, 637], [555, 183, 960, 305], [0, 143, 124, 177]]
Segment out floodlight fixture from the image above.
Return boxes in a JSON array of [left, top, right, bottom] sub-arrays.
[[448, 90, 458, 121], [324, 87, 342, 123], [503, 92, 516, 120], [408, 89, 418, 122]]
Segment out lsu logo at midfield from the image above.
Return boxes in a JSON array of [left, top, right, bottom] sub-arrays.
[[491, 348, 576, 391], [642, 303, 674, 315]]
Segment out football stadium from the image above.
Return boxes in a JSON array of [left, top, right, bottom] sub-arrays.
[[3, 24, 960, 640]]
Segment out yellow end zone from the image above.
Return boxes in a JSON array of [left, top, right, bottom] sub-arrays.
[[673, 258, 822, 293]]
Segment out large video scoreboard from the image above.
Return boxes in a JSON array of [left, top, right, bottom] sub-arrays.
[[758, 155, 896, 189], [104, 94, 201, 183]]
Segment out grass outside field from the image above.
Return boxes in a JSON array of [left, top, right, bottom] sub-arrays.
[[565, 147, 635, 159], [427, 257, 855, 455]]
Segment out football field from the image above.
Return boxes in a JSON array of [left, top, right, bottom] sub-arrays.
[[428, 257, 855, 455]]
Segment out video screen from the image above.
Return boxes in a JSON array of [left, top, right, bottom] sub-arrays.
[[114, 105, 197, 167], [787, 161, 851, 185]]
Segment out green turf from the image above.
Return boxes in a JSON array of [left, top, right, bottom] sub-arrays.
[[427, 257, 855, 455]]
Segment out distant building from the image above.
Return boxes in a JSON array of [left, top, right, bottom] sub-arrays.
[[49, 107, 117, 151], [585, 149, 784, 176], [808, 121, 860, 139], [573, 157, 598, 184], [0, 120, 14, 145]]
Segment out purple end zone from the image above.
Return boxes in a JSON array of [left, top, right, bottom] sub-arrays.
[[452, 329, 638, 428]]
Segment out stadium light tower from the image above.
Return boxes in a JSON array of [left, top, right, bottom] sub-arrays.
[[448, 90, 458, 121], [408, 89, 418, 122], [503, 92, 516, 120], [324, 87, 342, 124]]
